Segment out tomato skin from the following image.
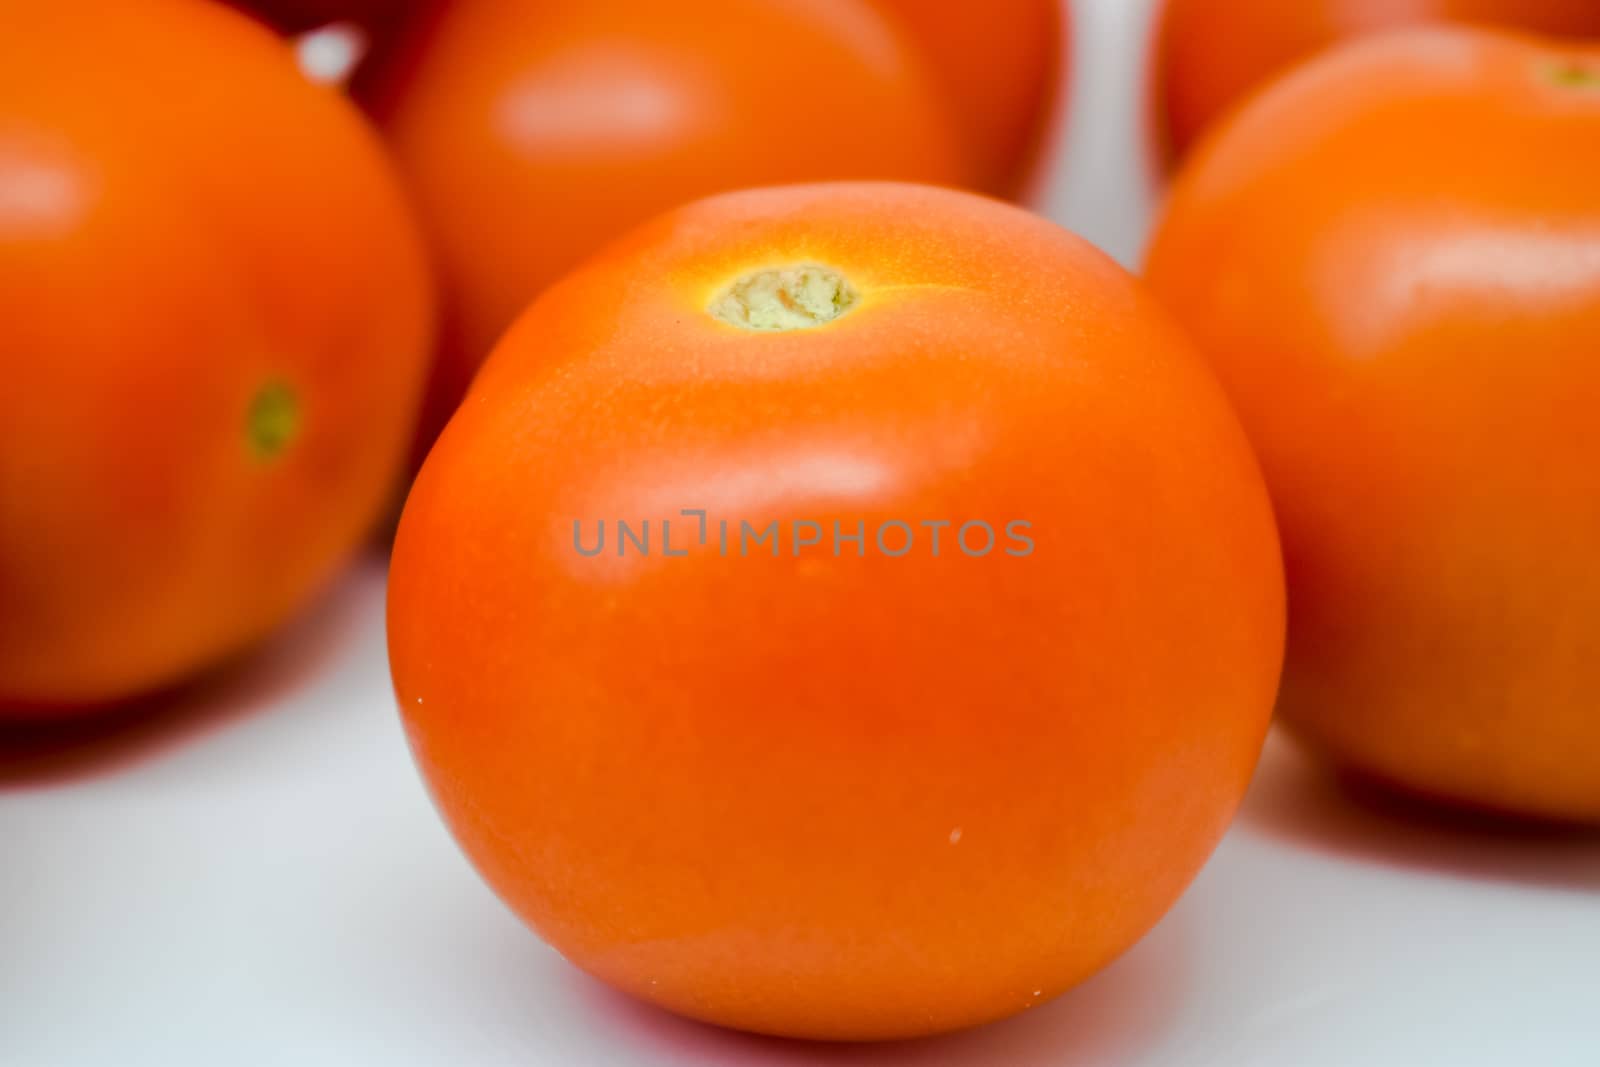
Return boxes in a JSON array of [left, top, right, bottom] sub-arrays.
[[1154, 0, 1600, 167], [868, 0, 1065, 196], [389, 182, 1284, 1040], [0, 0, 433, 713], [1146, 29, 1600, 822], [370, 0, 969, 459]]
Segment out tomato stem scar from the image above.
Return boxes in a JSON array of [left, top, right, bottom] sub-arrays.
[[709, 264, 858, 331], [247, 380, 300, 461], [1542, 58, 1600, 90]]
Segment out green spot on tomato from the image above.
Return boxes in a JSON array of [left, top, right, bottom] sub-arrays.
[[1544, 59, 1600, 91], [247, 380, 300, 461]]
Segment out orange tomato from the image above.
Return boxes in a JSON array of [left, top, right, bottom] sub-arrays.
[[0, 0, 433, 713], [1154, 0, 1600, 167], [370, 0, 969, 458], [1146, 29, 1600, 822], [389, 182, 1285, 1039], [869, 0, 1065, 196]]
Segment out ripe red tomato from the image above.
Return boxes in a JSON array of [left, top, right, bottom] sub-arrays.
[[1154, 0, 1600, 166], [0, 0, 432, 712], [389, 182, 1285, 1039], [1147, 28, 1600, 821]]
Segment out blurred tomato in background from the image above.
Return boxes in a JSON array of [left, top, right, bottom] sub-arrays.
[[1147, 27, 1600, 822], [370, 0, 976, 461], [1154, 0, 1600, 167], [0, 0, 433, 714], [869, 0, 1065, 197]]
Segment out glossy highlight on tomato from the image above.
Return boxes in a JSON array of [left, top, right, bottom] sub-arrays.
[[389, 182, 1285, 1040]]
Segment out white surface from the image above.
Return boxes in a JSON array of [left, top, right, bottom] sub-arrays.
[[5, 2, 1599, 1064]]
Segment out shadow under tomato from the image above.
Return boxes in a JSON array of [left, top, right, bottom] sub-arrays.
[[1236, 733, 1600, 895], [570, 915, 1192, 1067], [0, 560, 381, 791]]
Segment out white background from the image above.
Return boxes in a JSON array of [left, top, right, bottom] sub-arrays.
[[5, 1, 1599, 1064]]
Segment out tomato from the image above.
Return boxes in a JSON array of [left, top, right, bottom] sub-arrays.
[[369, 0, 969, 459], [388, 182, 1285, 1039], [1146, 29, 1600, 822], [1154, 0, 1600, 167], [868, 0, 1065, 196], [0, 0, 433, 713]]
